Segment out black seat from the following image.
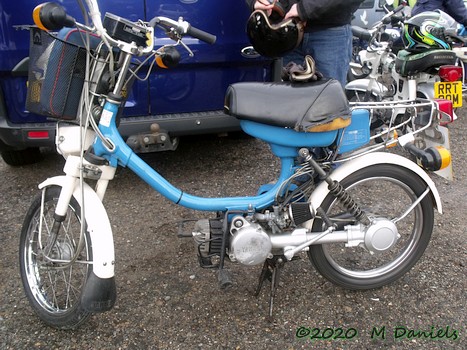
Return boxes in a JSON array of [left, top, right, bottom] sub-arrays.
[[395, 49, 457, 76], [224, 79, 351, 132]]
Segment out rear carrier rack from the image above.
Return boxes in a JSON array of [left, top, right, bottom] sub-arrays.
[[334, 99, 452, 172]]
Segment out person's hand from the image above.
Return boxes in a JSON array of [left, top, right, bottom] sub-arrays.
[[284, 4, 299, 20], [254, 0, 275, 15]]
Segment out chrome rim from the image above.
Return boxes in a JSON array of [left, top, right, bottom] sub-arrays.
[[322, 176, 424, 279], [23, 197, 90, 314]]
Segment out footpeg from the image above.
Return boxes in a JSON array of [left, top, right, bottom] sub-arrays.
[[217, 269, 233, 289]]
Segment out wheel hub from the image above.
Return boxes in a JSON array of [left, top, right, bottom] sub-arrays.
[[51, 241, 74, 261], [364, 218, 400, 253]]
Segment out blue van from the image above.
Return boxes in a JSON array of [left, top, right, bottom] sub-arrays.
[[0, 0, 277, 165]]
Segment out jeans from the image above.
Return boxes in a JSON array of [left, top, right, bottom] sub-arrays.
[[283, 24, 352, 87]]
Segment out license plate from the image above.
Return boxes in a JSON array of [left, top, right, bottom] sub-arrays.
[[434, 81, 462, 107]]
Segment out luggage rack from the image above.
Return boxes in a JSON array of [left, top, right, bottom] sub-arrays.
[[332, 98, 446, 163]]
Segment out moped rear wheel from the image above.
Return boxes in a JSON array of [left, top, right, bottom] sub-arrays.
[[19, 186, 92, 329], [308, 164, 434, 290]]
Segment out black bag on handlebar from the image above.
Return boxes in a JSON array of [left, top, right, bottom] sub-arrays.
[[26, 27, 87, 121]]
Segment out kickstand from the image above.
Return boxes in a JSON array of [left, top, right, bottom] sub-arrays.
[[255, 256, 285, 321]]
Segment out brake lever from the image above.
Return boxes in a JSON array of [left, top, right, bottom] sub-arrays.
[[178, 40, 194, 57], [163, 28, 194, 57]]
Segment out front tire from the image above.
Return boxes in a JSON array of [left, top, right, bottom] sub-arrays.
[[308, 164, 434, 290], [19, 186, 93, 329]]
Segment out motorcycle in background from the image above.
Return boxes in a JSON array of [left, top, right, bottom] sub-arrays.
[[451, 24, 467, 95], [346, 6, 463, 180], [348, 1, 406, 81]]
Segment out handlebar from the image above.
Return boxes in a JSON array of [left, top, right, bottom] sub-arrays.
[[149, 16, 216, 45], [352, 1, 407, 46], [380, 1, 407, 25], [34, 0, 216, 49], [351, 26, 372, 42], [187, 25, 217, 45]]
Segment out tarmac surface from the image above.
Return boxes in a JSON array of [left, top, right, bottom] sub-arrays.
[[0, 109, 466, 349]]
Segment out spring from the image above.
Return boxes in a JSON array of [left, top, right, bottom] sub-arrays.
[[328, 180, 370, 225]]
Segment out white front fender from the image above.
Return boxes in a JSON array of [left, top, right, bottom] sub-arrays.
[[345, 79, 388, 96], [39, 176, 114, 279], [306, 152, 442, 229]]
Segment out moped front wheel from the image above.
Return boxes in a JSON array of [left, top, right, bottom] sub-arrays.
[[309, 164, 434, 290], [19, 186, 92, 329]]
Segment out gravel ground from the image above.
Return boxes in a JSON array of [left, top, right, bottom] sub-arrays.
[[0, 109, 466, 349]]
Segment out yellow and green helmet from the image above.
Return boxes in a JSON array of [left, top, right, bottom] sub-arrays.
[[402, 11, 457, 52]]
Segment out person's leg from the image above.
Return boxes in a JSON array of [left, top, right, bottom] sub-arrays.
[[284, 25, 352, 86], [283, 33, 308, 67]]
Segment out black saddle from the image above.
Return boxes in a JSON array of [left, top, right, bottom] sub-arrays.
[[395, 49, 457, 76], [224, 79, 351, 132]]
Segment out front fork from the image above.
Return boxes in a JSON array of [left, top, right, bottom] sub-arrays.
[[38, 154, 118, 312], [41, 155, 115, 262], [39, 175, 78, 261]]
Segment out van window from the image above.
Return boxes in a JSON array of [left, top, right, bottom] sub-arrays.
[[360, 0, 375, 9], [379, 0, 387, 7]]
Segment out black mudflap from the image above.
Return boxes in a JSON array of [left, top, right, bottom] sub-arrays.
[[81, 271, 117, 312]]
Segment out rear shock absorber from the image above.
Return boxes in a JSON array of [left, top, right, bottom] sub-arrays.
[[298, 148, 371, 226], [327, 179, 370, 225]]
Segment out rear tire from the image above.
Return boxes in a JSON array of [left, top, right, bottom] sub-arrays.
[[308, 164, 434, 290], [19, 186, 92, 329]]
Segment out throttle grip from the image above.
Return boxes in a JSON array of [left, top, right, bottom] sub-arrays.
[[187, 25, 216, 44]]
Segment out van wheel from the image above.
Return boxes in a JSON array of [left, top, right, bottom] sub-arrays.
[[0, 147, 43, 166]]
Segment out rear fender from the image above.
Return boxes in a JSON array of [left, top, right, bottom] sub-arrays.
[[304, 152, 442, 230], [415, 82, 435, 100]]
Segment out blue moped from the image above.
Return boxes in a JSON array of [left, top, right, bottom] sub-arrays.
[[19, 0, 449, 328]]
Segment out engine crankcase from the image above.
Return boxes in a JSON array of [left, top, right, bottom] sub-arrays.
[[229, 216, 272, 266]]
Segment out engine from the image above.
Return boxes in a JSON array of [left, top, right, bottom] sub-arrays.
[[192, 203, 314, 267], [228, 216, 272, 266], [192, 216, 273, 267]]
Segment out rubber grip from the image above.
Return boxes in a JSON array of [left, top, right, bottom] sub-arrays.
[[187, 25, 216, 44], [351, 26, 372, 41]]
